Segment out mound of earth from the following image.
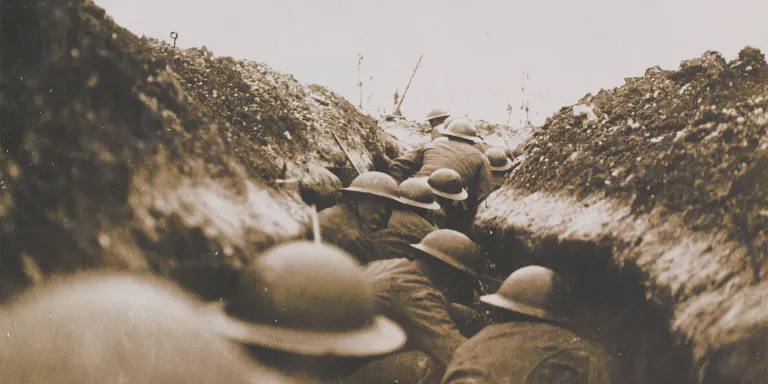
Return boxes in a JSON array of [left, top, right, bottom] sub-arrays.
[[380, 117, 532, 154], [516, 48, 767, 241], [476, 48, 768, 384], [472, 119, 533, 153], [0, 0, 390, 301], [148, 40, 399, 193]]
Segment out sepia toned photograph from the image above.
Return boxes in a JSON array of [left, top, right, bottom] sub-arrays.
[[1, 0, 766, 383]]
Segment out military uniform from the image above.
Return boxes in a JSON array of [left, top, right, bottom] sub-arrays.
[[426, 205, 473, 234], [443, 322, 620, 384], [375, 210, 437, 261], [365, 258, 467, 366], [318, 204, 376, 264], [388, 140, 492, 208]]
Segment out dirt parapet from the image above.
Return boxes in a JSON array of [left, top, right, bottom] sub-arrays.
[[148, 41, 399, 190], [0, 0, 390, 301], [476, 48, 768, 383], [380, 117, 532, 154]]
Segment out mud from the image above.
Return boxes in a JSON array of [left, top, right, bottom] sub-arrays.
[[512, 49, 767, 248], [477, 48, 768, 383], [0, 0, 374, 301], [3, 1, 767, 383], [148, 40, 399, 185], [476, 187, 768, 382]]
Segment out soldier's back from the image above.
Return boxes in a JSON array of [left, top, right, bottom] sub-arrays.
[[443, 322, 621, 384]]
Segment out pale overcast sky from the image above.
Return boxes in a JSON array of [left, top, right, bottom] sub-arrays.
[[96, 0, 767, 125]]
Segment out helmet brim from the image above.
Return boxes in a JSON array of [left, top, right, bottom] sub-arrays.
[[204, 304, 407, 357], [489, 158, 514, 172], [409, 243, 479, 277], [437, 129, 483, 143], [340, 187, 401, 204], [479, 293, 570, 324], [425, 113, 451, 122], [432, 187, 468, 201], [399, 197, 441, 211]]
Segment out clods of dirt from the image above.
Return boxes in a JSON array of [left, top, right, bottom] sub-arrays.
[[148, 40, 396, 179], [0, 0, 391, 301], [513, 48, 767, 249]]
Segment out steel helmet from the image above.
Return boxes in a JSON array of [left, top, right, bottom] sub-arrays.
[[0, 273, 291, 384], [212, 241, 406, 357], [480, 266, 571, 323], [485, 147, 513, 172], [425, 108, 451, 122], [410, 229, 482, 276], [442, 115, 461, 129], [340, 171, 401, 204], [427, 168, 468, 201], [398, 178, 441, 210], [438, 119, 483, 143]]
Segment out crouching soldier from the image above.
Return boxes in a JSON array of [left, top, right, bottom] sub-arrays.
[[208, 241, 408, 383], [375, 178, 440, 260], [361, 230, 486, 381], [425, 108, 451, 141], [443, 266, 622, 384], [318, 171, 402, 264], [485, 147, 514, 188], [437, 116, 487, 153], [424, 168, 473, 235], [388, 119, 492, 211]]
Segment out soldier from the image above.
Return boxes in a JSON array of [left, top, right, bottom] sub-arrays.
[[209, 241, 408, 383], [0, 273, 291, 384], [388, 119, 492, 211], [425, 108, 451, 141], [432, 117, 486, 155], [375, 178, 440, 261], [365, 229, 485, 378], [318, 171, 402, 264], [441, 116, 487, 151], [443, 266, 622, 384], [431, 115, 457, 142], [441, 115, 460, 130], [485, 147, 514, 187], [423, 168, 471, 235]]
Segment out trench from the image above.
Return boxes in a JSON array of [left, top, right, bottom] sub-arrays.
[[473, 226, 695, 384], [295, 162, 699, 383], [296, 161, 699, 383]]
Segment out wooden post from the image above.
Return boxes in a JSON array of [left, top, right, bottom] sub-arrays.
[[394, 54, 423, 116]]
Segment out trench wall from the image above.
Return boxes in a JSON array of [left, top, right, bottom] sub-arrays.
[[475, 47, 767, 384], [0, 0, 390, 301], [475, 184, 767, 384]]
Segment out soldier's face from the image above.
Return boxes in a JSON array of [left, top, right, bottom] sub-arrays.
[[357, 198, 390, 231]]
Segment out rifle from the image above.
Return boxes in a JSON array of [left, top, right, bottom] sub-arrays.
[[394, 54, 423, 116], [330, 131, 362, 176]]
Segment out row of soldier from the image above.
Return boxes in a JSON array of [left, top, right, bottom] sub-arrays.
[[0, 109, 621, 383], [312, 109, 621, 382]]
